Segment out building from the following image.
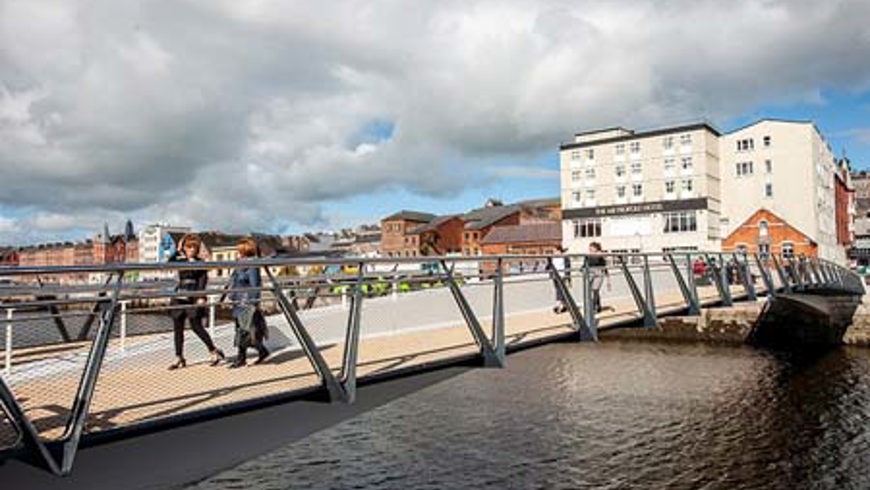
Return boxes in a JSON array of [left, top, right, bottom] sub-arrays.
[[380, 211, 437, 257], [480, 222, 562, 272], [560, 123, 722, 256], [719, 120, 845, 262], [139, 224, 191, 263], [0, 248, 19, 267], [560, 119, 852, 263]]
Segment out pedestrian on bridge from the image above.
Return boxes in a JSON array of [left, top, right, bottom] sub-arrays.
[[227, 237, 270, 368], [167, 233, 225, 370]]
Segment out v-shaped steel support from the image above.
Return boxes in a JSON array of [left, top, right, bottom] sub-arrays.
[[704, 254, 732, 306], [617, 256, 656, 327], [440, 260, 503, 367], [546, 257, 594, 341], [667, 254, 699, 315], [754, 254, 774, 297]]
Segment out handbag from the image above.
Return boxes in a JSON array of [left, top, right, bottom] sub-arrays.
[[238, 304, 257, 333]]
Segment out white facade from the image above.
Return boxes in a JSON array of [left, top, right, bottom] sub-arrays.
[[560, 124, 722, 255], [719, 120, 843, 262], [138, 224, 190, 280]]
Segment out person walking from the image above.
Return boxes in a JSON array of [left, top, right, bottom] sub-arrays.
[[586, 242, 611, 313], [167, 233, 224, 370], [552, 246, 572, 314], [227, 237, 270, 368]]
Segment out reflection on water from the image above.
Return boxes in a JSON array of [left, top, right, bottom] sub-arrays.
[[191, 341, 870, 489]]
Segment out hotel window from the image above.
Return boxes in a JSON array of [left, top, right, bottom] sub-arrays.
[[615, 165, 626, 177], [736, 161, 754, 176], [662, 136, 674, 149], [765, 159, 772, 173], [737, 138, 754, 151], [615, 143, 625, 155], [781, 242, 794, 259], [679, 134, 692, 146], [630, 141, 641, 154], [572, 191, 583, 204], [681, 179, 693, 193], [616, 185, 626, 198], [681, 156, 693, 172], [585, 167, 596, 179], [573, 218, 602, 238], [663, 211, 697, 233], [765, 182, 773, 197], [665, 181, 675, 194], [632, 183, 643, 197], [571, 170, 582, 182], [586, 148, 595, 160], [570, 150, 581, 161], [585, 189, 596, 201], [664, 158, 675, 173], [763, 135, 771, 147], [631, 161, 642, 174]]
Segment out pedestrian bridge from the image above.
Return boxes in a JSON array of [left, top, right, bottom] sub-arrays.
[[0, 252, 863, 475]]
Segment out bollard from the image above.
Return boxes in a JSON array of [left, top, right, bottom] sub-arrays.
[[392, 278, 398, 301], [4, 309, 12, 376], [208, 295, 217, 338], [119, 301, 128, 354], [342, 288, 348, 309]]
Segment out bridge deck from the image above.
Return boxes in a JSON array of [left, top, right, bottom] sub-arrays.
[[1, 285, 748, 443]]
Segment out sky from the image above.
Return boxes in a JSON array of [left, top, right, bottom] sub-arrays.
[[2, 0, 870, 246]]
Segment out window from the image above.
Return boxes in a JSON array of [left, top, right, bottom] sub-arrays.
[[765, 182, 773, 197], [663, 211, 697, 233], [572, 191, 582, 203], [664, 158, 675, 173], [585, 189, 596, 201], [765, 159, 772, 173], [736, 244, 748, 254], [570, 150, 581, 161], [758, 219, 769, 237], [737, 138, 754, 151], [573, 218, 602, 238], [616, 185, 626, 198], [736, 161, 754, 176], [681, 156, 693, 172], [585, 149, 595, 160], [662, 136, 674, 149], [681, 179, 693, 193], [781, 242, 794, 259], [763, 135, 771, 147], [615, 143, 625, 155], [631, 161, 642, 174], [615, 165, 626, 177], [630, 141, 641, 153], [632, 183, 643, 197], [680, 134, 692, 146], [571, 170, 582, 182], [585, 167, 596, 179], [665, 181, 675, 194], [758, 243, 770, 258]]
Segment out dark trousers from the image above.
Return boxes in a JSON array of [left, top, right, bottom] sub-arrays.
[[234, 318, 267, 362], [171, 307, 215, 357]]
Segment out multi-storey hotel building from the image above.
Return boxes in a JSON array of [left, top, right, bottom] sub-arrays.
[[560, 123, 722, 255], [560, 119, 852, 262]]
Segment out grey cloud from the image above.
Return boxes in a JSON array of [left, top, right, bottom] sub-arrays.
[[1, 0, 870, 245]]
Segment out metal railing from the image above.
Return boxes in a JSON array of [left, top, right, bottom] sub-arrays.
[[0, 251, 862, 475]]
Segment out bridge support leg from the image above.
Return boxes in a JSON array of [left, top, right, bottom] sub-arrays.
[[491, 259, 507, 357], [337, 264, 365, 404], [0, 375, 62, 475], [790, 257, 806, 291], [618, 256, 656, 327], [642, 256, 657, 320], [547, 257, 593, 341], [772, 255, 792, 294], [265, 269, 348, 403], [668, 254, 699, 315], [582, 261, 598, 338], [754, 254, 774, 297], [441, 260, 503, 367], [705, 254, 732, 306], [737, 253, 756, 301]]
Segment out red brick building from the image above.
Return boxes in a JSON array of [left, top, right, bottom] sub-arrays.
[[835, 159, 854, 248], [0, 248, 18, 267], [722, 208, 817, 258], [379, 211, 436, 257]]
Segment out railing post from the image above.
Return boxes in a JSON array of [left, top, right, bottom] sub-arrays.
[[737, 253, 756, 301], [440, 260, 501, 367], [668, 254, 699, 315], [492, 258, 507, 357], [119, 300, 128, 354], [547, 256, 592, 341], [582, 258, 597, 336], [686, 253, 700, 311], [642, 255, 657, 320], [772, 255, 792, 294], [339, 263, 365, 403], [4, 308, 12, 376], [208, 294, 217, 338], [754, 253, 774, 297], [705, 254, 732, 306], [790, 257, 805, 291], [618, 256, 656, 327], [391, 277, 398, 301]]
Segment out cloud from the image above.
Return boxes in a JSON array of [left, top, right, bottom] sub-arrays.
[[1, 0, 870, 244], [835, 128, 870, 145]]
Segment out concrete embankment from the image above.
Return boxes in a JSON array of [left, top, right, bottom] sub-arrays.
[[602, 295, 870, 347]]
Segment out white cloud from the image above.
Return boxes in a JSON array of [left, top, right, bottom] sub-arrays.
[[1, 0, 870, 244]]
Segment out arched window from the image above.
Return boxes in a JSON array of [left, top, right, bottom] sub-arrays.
[[758, 219, 769, 237]]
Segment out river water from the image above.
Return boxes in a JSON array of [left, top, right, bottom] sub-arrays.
[[190, 341, 870, 489]]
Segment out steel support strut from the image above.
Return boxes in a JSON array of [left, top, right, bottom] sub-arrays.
[[264, 268, 346, 403], [668, 254, 699, 315], [338, 264, 365, 404], [582, 259, 597, 335], [618, 256, 656, 327], [754, 253, 774, 297], [441, 260, 503, 367], [737, 253, 757, 301], [642, 256, 657, 320], [705, 254, 732, 306], [491, 258, 506, 358], [57, 272, 124, 474], [771, 255, 792, 294], [547, 257, 593, 341]]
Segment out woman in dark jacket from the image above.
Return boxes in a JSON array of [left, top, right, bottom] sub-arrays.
[[227, 238, 269, 368], [167, 234, 224, 370]]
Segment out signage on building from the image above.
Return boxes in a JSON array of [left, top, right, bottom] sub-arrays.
[[563, 198, 708, 219]]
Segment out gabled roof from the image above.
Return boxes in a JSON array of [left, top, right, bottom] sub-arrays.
[[462, 204, 522, 230], [382, 210, 437, 223], [408, 214, 462, 234], [482, 223, 562, 245], [726, 207, 816, 245]]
